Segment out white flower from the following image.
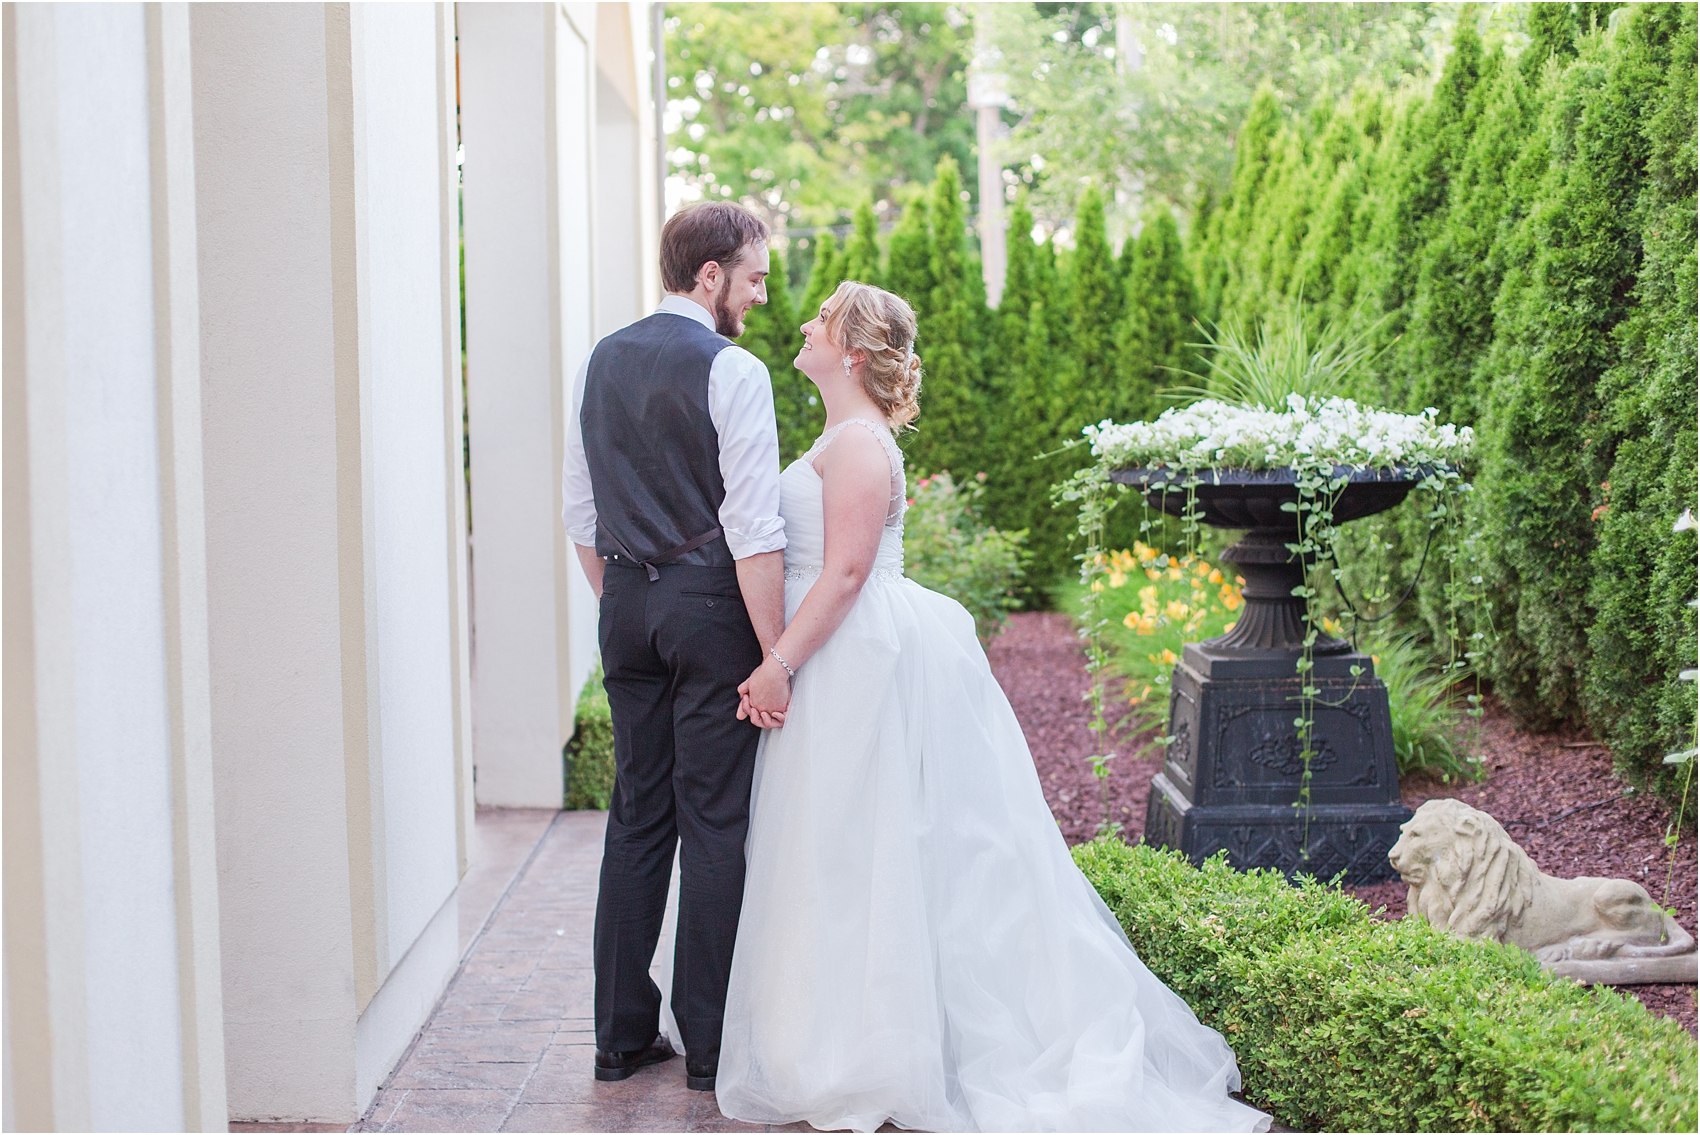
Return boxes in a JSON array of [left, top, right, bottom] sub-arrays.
[[1089, 397, 1474, 472]]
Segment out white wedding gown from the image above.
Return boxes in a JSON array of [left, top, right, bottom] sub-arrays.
[[654, 418, 1269, 1133]]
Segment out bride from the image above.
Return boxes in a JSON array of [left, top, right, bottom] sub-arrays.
[[681, 281, 1268, 1133]]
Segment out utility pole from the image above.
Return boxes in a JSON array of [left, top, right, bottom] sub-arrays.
[[968, 4, 1009, 306]]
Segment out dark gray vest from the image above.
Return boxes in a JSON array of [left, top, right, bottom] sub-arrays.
[[582, 311, 735, 573]]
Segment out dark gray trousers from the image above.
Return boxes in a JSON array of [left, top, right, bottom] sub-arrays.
[[592, 561, 762, 1061]]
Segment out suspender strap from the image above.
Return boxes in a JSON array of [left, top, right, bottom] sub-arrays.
[[598, 518, 725, 582]]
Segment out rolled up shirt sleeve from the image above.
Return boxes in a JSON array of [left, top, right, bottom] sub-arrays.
[[561, 357, 598, 547], [708, 345, 787, 559]]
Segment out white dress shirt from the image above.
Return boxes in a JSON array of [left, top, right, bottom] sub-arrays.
[[562, 294, 787, 560]]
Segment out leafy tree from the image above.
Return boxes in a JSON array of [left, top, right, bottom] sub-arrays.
[[987, 2, 1463, 230], [664, 3, 974, 230], [840, 198, 883, 286]]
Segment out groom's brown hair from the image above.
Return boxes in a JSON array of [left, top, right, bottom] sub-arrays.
[[660, 202, 769, 294]]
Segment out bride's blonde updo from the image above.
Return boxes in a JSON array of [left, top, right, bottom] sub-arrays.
[[822, 281, 923, 429]]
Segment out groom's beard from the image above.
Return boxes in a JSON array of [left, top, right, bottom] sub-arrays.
[[713, 288, 743, 338]]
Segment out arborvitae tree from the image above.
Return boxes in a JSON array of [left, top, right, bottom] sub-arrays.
[[841, 199, 883, 286], [1350, 24, 1488, 405], [741, 250, 817, 461], [1404, 52, 1529, 424], [1583, 2, 1696, 806], [1197, 85, 1283, 324], [908, 156, 980, 478], [1114, 209, 1198, 422], [799, 229, 840, 321], [1475, 22, 1663, 726], [1521, 2, 1613, 83], [885, 195, 934, 311], [1006, 286, 1080, 599], [1063, 184, 1121, 426], [981, 195, 1037, 539]]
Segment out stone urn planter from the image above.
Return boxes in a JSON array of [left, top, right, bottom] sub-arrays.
[[1109, 465, 1440, 884]]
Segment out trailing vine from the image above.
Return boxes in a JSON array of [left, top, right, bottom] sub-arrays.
[[1065, 395, 1480, 850]]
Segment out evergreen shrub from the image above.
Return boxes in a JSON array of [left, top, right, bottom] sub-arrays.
[[1073, 838, 1699, 1133], [564, 663, 614, 810]]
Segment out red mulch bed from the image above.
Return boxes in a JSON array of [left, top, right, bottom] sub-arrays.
[[988, 611, 1699, 1037]]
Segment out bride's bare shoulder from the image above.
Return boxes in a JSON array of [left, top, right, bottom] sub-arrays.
[[813, 420, 893, 489]]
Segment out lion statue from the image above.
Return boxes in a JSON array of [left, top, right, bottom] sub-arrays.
[[1387, 799, 1696, 981]]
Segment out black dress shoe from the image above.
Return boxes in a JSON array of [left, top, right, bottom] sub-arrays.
[[593, 1035, 676, 1081], [685, 1058, 717, 1092]]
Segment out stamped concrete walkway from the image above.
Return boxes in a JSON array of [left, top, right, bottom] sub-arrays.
[[353, 810, 805, 1134]]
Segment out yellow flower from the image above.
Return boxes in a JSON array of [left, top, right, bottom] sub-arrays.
[[1139, 585, 1160, 616], [1128, 684, 1153, 705], [1123, 612, 1158, 635], [1090, 579, 1105, 593], [1222, 620, 1237, 633], [1235, 575, 1246, 586], [1220, 590, 1243, 612], [1165, 599, 1191, 620], [1107, 570, 1127, 589], [1167, 566, 1183, 581], [1321, 616, 1343, 636], [1208, 568, 1224, 584], [1146, 568, 1163, 581], [1136, 543, 1159, 563], [1152, 648, 1180, 666]]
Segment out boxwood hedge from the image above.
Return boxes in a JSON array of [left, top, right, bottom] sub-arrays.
[[1073, 838, 1698, 1132], [564, 664, 614, 810]]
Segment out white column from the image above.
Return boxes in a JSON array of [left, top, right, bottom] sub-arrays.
[[2, 4, 227, 1130], [459, 2, 601, 807], [190, 3, 464, 1121]]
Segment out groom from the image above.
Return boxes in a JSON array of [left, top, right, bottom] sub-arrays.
[[562, 201, 789, 1091]]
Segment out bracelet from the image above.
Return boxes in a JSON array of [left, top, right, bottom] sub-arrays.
[[769, 646, 797, 679]]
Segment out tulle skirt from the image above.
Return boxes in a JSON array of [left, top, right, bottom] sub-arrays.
[[663, 571, 1269, 1133]]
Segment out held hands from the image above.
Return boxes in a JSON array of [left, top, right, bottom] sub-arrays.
[[736, 655, 791, 729]]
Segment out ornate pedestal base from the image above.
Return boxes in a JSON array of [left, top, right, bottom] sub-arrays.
[[1142, 641, 1411, 885]]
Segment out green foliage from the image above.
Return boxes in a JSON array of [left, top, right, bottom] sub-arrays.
[[799, 228, 840, 322], [663, 3, 973, 229], [1059, 545, 1245, 735], [884, 193, 933, 310], [1189, 6, 1697, 808], [985, 2, 1466, 229], [906, 157, 980, 480], [902, 470, 1026, 644], [1169, 301, 1381, 410], [1474, 17, 1665, 726], [1583, 3, 1699, 808], [740, 250, 818, 462], [1063, 184, 1121, 424], [1073, 838, 1700, 1133], [1115, 209, 1198, 421], [840, 198, 883, 287], [1361, 631, 1479, 782], [564, 664, 615, 810]]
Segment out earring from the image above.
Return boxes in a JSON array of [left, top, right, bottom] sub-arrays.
[[842, 357, 853, 376]]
